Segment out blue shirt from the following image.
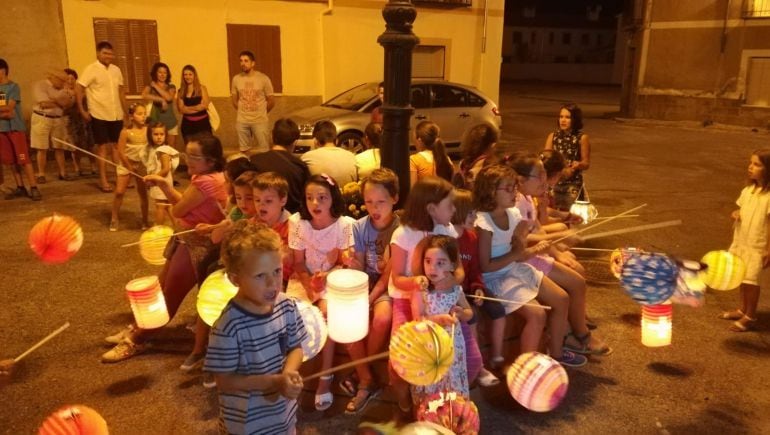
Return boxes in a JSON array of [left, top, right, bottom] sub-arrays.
[[353, 214, 400, 281], [0, 82, 25, 132]]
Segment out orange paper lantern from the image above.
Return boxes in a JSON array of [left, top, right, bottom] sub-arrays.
[[126, 276, 169, 329], [38, 404, 109, 435], [28, 214, 83, 264]]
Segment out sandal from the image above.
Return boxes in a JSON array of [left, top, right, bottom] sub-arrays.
[[729, 315, 757, 332], [718, 309, 745, 320], [563, 332, 613, 356], [477, 368, 500, 387], [314, 375, 334, 411], [99, 184, 114, 193], [345, 384, 379, 414], [339, 373, 358, 397]]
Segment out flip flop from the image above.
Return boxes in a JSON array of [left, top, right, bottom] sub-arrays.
[[729, 316, 756, 332], [718, 310, 745, 320], [345, 385, 379, 414], [99, 184, 114, 193]]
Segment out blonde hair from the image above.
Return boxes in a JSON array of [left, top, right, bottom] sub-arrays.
[[221, 220, 282, 276]]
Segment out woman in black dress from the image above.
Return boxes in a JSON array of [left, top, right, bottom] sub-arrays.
[[176, 65, 212, 142]]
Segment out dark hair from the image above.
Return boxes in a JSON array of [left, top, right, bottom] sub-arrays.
[[461, 124, 498, 170], [361, 167, 399, 199], [751, 149, 770, 191], [558, 103, 583, 133], [507, 151, 541, 179], [233, 171, 258, 188], [473, 164, 517, 212], [224, 157, 255, 204], [189, 134, 225, 172], [313, 120, 337, 145], [146, 121, 167, 146], [96, 41, 113, 51], [272, 118, 300, 147], [540, 149, 566, 178], [0, 59, 8, 74], [127, 102, 145, 116], [363, 122, 382, 149], [415, 121, 453, 183], [179, 65, 201, 98], [401, 176, 454, 231], [252, 171, 289, 199], [221, 220, 282, 276], [414, 235, 460, 278], [64, 68, 78, 80], [299, 174, 346, 220], [239, 50, 255, 62], [451, 188, 474, 225], [150, 62, 171, 84]]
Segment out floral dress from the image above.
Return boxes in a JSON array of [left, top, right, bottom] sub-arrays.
[[412, 285, 469, 402], [551, 129, 584, 209]]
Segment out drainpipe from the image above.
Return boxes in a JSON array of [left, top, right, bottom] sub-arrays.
[[482, 0, 489, 53], [319, 0, 334, 100]]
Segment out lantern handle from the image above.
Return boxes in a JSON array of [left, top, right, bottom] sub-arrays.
[[552, 203, 648, 245], [121, 228, 197, 248], [53, 138, 144, 179], [579, 220, 682, 242], [577, 183, 589, 202], [466, 294, 551, 310], [303, 351, 389, 382], [14, 322, 70, 363]]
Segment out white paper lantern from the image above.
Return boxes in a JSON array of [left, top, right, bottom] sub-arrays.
[[294, 299, 327, 361], [325, 269, 369, 343], [125, 276, 169, 329], [569, 200, 598, 224]]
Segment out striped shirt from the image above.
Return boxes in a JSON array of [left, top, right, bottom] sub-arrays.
[[205, 294, 307, 435]]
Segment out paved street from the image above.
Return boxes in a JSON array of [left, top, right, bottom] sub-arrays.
[[2, 82, 770, 434]]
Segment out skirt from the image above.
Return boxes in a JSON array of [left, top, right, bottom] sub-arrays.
[[482, 262, 542, 315]]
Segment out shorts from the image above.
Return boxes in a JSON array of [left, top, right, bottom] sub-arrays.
[[372, 293, 392, 307], [527, 254, 555, 276], [91, 118, 123, 145], [730, 245, 762, 285], [30, 113, 68, 150], [0, 131, 31, 165], [116, 159, 144, 176], [167, 125, 179, 136]]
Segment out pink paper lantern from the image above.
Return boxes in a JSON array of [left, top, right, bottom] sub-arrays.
[[506, 352, 569, 412], [126, 276, 169, 329]]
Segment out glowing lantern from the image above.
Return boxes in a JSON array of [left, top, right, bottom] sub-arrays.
[[700, 250, 745, 291], [390, 320, 454, 386], [609, 247, 642, 279], [125, 276, 169, 329], [28, 214, 83, 264], [641, 303, 673, 347], [671, 259, 706, 307], [295, 299, 327, 361], [416, 391, 480, 435], [38, 404, 109, 435], [620, 253, 678, 305], [139, 225, 174, 265], [569, 200, 598, 224], [197, 269, 239, 327], [325, 269, 369, 343], [506, 352, 569, 412]]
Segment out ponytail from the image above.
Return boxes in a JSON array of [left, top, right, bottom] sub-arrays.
[[416, 121, 454, 183]]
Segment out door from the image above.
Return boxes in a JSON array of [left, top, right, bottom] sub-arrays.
[[746, 57, 770, 106]]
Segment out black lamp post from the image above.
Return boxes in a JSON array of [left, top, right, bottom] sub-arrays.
[[378, 0, 419, 203]]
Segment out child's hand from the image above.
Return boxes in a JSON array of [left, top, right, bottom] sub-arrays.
[[554, 250, 582, 270], [731, 209, 741, 221], [0, 359, 14, 386], [530, 240, 551, 254], [449, 306, 466, 319], [195, 223, 215, 234], [310, 272, 328, 293], [560, 230, 583, 247], [278, 371, 303, 400], [473, 288, 485, 307], [143, 174, 167, 188], [429, 314, 456, 327], [565, 213, 584, 225], [413, 275, 430, 291]]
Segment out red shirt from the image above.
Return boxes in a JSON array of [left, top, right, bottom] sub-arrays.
[[457, 228, 485, 294]]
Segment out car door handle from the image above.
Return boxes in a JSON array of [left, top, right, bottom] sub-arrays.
[[415, 114, 427, 120], [459, 112, 470, 118]]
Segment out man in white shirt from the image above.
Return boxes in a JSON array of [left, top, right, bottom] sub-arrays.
[[75, 41, 127, 192], [231, 50, 274, 155], [301, 120, 358, 186], [30, 71, 75, 183]]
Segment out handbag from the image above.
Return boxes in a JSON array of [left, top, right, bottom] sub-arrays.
[[207, 102, 220, 132]]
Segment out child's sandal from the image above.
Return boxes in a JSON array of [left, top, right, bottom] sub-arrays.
[[563, 332, 613, 356], [344, 385, 379, 414], [314, 375, 334, 411], [718, 309, 745, 320], [729, 315, 757, 332]]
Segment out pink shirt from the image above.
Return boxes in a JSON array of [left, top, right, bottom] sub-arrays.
[[178, 173, 227, 228]]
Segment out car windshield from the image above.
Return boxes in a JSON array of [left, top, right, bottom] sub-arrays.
[[322, 83, 378, 111]]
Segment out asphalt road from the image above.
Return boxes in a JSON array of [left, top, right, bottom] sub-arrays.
[[2, 82, 770, 434]]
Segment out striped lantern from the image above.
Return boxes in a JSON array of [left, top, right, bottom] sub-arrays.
[[641, 303, 673, 347], [197, 269, 239, 327], [139, 225, 174, 265], [506, 352, 569, 412], [699, 250, 746, 291], [38, 405, 109, 435], [294, 299, 327, 362], [28, 214, 83, 264], [620, 253, 678, 305], [125, 276, 169, 329]]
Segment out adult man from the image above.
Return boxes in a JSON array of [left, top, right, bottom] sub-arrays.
[[31, 71, 75, 183], [231, 50, 274, 155], [76, 41, 127, 192], [300, 120, 358, 186]]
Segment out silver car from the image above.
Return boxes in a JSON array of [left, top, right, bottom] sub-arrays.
[[288, 80, 502, 154]]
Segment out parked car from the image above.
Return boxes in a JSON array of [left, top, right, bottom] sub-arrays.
[[287, 80, 502, 154]]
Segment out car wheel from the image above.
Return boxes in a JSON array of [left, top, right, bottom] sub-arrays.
[[337, 131, 365, 154]]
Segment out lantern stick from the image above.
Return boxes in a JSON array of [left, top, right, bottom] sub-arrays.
[[466, 294, 552, 310], [120, 228, 197, 248], [303, 351, 390, 382], [589, 215, 639, 221], [53, 138, 144, 179], [552, 203, 648, 244], [579, 220, 682, 242], [14, 322, 71, 363], [571, 247, 615, 252]]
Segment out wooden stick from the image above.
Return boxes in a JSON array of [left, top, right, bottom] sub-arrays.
[[571, 247, 616, 252], [303, 351, 390, 382], [466, 294, 552, 310], [589, 215, 639, 221], [53, 137, 144, 179], [120, 228, 197, 248], [14, 322, 70, 363], [579, 220, 682, 241], [552, 203, 648, 244]]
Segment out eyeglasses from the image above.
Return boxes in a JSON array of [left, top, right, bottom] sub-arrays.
[[496, 184, 517, 193]]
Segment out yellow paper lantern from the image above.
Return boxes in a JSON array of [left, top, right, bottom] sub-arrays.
[[139, 225, 174, 265], [641, 303, 673, 347], [294, 299, 327, 361], [325, 269, 370, 343], [38, 404, 109, 435], [569, 200, 598, 224], [125, 276, 169, 329], [197, 269, 239, 326], [700, 250, 746, 291], [506, 352, 569, 412], [390, 320, 454, 386]]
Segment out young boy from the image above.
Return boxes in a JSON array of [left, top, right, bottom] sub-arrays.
[[205, 220, 306, 435], [209, 171, 258, 244], [0, 58, 41, 200], [251, 171, 292, 284]]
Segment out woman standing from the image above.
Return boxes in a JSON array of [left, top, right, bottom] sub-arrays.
[[544, 103, 591, 211], [142, 62, 178, 150], [177, 65, 212, 142]]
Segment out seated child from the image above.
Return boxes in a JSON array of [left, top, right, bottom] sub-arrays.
[[251, 171, 293, 285], [209, 170, 258, 244]]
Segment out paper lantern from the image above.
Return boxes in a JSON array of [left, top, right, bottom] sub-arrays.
[[620, 253, 678, 305], [139, 225, 174, 265], [671, 260, 706, 307], [39, 404, 109, 435], [700, 250, 745, 291], [641, 303, 673, 347], [295, 299, 327, 361], [197, 269, 239, 327], [569, 200, 598, 224], [126, 276, 169, 329], [609, 247, 642, 279], [390, 320, 454, 386], [506, 352, 569, 412], [325, 269, 369, 343], [28, 214, 83, 264], [416, 391, 480, 435]]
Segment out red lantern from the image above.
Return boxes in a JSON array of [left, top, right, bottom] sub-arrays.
[[28, 214, 83, 264], [641, 303, 673, 347], [126, 276, 169, 329], [38, 404, 109, 435]]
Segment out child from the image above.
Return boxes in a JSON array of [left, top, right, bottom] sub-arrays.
[[457, 124, 498, 190], [544, 103, 591, 211], [145, 122, 179, 226], [409, 121, 454, 187], [472, 164, 586, 368], [251, 171, 293, 284], [719, 149, 770, 332], [208, 171, 258, 244], [343, 168, 399, 414], [355, 122, 383, 180], [538, 149, 583, 229], [452, 188, 498, 387], [110, 103, 149, 231], [411, 235, 473, 401], [389, 176, 464, 412], [205, 220, 306, 435], [287, 173, 355, 411]]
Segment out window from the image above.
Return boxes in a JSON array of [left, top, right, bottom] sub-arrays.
[[431, 85, 467, 108], [467, 91, 485, 107], [410, 85, 430, 109], [743, 0, 770, 17], [746, 57, 770, 106], [413, 45, 446, 79], [93, 18, 159, 95], [581, 33, 591, 46], [226, 24, 283, 93], [562, 33, 572, 45]]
